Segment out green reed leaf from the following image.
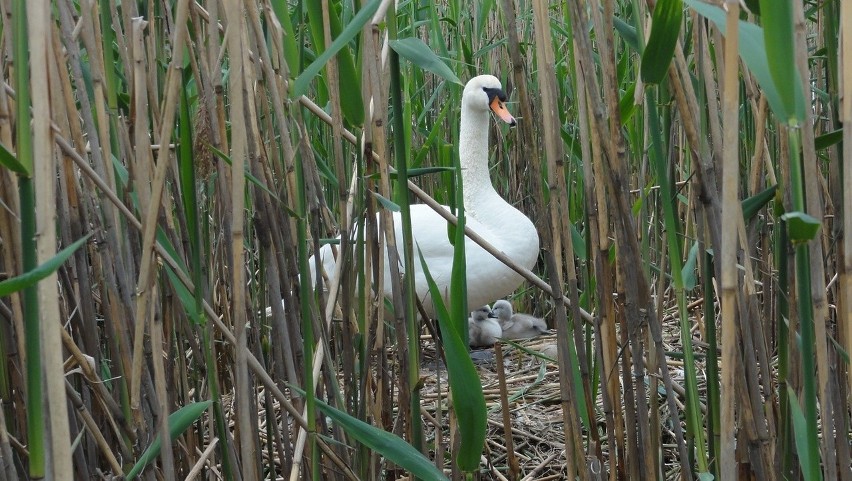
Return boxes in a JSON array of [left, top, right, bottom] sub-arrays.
[[390, 38, 463, 86], [365, 166, 456, 181], [641, 0, 683, 84], [786, 386, 817, 481], [303, 0, 366, 125], [290, 386, 448, 481], [293, 0, 381, 109], [0, 141, 28, 175], [418, 246, 486, 473], [370, 191, 401, 212], [571, 222, 587, 260], [613, 15, 640, 52], [758, 0, 804, 122], [686, 0, 805, 121], [125, 401, 212, 479], [164, 264, 201, 324], [814, 128, 842, 151], [742, 184, 778, 221], [682, 240, 699, 291], [781, 211, 821, 244], [0, 233, 92, 296]]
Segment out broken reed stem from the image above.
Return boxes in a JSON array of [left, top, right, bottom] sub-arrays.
[[494, 343, 520, 480]]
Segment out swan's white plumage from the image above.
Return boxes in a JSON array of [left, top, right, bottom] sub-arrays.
[[311, 75, 539, 318], [490, 299, 548, 340]]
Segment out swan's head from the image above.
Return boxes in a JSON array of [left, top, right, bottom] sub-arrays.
[[463, 75, 517, 126], [489, 299, 513, 321]]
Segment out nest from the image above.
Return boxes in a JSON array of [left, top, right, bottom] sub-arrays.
[[417, 317, 696, 481], [241, 309, 697, 480], [419, 334, 572, 480]]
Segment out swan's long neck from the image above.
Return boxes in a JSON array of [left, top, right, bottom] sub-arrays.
[[459, 106, 501, 211], [457, 98, 537, 267]]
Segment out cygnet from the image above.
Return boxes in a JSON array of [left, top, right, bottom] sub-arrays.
[[468, 305, 502, 347], [490, 299, 549, 340]]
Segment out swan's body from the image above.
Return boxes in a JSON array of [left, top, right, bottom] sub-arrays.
[[468, 305, 501, 347], [311, 75, 539, 318], [490, 299, 548, 340]]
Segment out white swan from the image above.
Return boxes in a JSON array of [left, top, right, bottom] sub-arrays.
[[311, 75, 539, 318], [468, 305, 501, 347], [490, 299, 548, 340]]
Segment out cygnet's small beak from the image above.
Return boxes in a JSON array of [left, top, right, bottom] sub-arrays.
[[488, 311, 498, 319]]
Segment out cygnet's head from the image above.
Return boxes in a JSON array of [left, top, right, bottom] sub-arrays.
[[470, 305, 492, 322], [489, 299, 514, 322], [463, 75, 516, 126]]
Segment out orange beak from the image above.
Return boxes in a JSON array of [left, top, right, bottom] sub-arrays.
[[489, 96, 517, 126]]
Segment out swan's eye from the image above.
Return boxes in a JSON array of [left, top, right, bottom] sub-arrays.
[[482, 87, 508, 103]]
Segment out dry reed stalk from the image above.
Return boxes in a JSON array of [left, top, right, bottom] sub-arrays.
[[58, 72, 312, 454], [529, 1, 587, 478], [843, 0, 852, 407], [288, 170, 361, 481], [130, 18, 177, 477], [0, 399, 18, 480], [85, 3, 120, 234], [185, 437, 218, 480], [0, 8, 14, 151], [365, 10, 394, 474], [59, 329, 130, 446], [581, 67, 624, 481], [29, 0, 73, 474], [220, 0, 257, 478], [650, 237, 667, 472], [51, 16, 103, 412], [51, 2, 123, 438], [592, 2, 654, 477], [0, 18, 25, 465], [519, 451, 561, 481], [247, 1, 304, 408], [570, 3, 638, 475], [494, 343, 519, 480], [599, 0, 696, 476], [671, 42, 724, 261], [747, 96, 769, 197], [243, 18, 273, 474], [64, 379, 123, 475], [129, 0, 190, 428], [734, 207, 777, 479], [719, 1, 741, 479], [320, 3, 356, 430]]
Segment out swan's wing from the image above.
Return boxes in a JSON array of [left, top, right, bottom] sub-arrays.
[[396, 206, 456, 303]]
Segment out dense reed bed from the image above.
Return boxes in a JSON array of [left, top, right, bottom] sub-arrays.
[[0, 0, 850, 479]]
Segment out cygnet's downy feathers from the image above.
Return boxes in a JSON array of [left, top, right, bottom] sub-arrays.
[[468, 305, 501, 347], [490, 299, 548, 340]]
